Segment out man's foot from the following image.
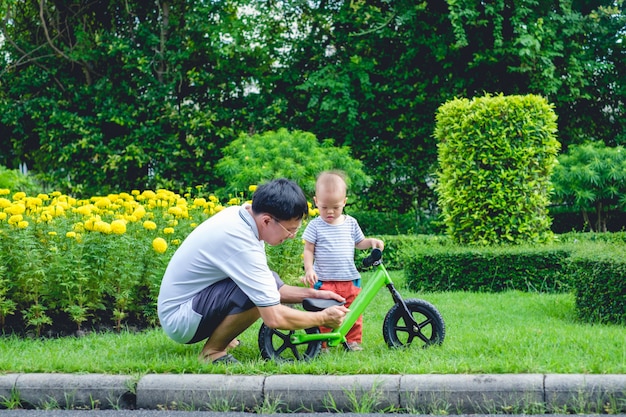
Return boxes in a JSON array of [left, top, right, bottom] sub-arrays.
[[346, 342, 363, 351], [227, 339, 241, 349], [211, 353, 240, 365]]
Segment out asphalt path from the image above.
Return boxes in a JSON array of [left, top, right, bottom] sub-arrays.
[[0, 413, 620, 417], [0, 403, 619, 417]]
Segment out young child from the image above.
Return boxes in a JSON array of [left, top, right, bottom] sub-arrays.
[[302, 170, 384, 351]]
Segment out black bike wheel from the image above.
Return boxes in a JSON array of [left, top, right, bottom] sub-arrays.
[[383, 298, 445, 348], [258, 324, 322, 361]]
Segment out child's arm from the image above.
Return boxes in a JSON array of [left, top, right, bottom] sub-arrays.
[[355, 237, 385, 250], [302, 241, 318, 286]]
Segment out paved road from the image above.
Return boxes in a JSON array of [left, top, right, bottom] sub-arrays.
[[1, 413, 622, 417]]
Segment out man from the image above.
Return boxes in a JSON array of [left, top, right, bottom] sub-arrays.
[[157, 178, 348, 364]]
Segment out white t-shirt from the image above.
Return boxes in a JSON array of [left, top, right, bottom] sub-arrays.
[[157, 205, 281, 343], [302, 215, 365, 281]]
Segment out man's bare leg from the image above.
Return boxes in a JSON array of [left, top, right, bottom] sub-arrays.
[[199, 308, 260, 362]]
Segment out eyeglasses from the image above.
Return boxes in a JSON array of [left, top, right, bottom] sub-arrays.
[[271, 216, 300, 238]]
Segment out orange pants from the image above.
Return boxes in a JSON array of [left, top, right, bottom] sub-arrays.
[[316, 280, 362, 344]]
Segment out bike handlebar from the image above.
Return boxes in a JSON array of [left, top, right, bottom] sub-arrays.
[[362, 248, 382, 267]]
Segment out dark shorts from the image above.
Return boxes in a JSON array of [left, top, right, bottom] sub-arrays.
[[187, 278, 255, 344], [187, 272, 284, 344]]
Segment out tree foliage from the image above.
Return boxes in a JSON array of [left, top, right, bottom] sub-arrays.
[[551, 142, 626, 232], [1, 0, 624, 215], [435, 94, 560, 245]]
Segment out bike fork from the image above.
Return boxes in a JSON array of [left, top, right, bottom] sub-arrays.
[[386, 283, 420, 329]]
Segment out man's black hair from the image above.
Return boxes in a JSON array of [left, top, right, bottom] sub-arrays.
[[251, 178, 308, 220]]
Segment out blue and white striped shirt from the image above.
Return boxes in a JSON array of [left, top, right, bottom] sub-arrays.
[[303, 215, 365, 281]]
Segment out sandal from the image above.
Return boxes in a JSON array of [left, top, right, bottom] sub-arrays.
[[212, 353, 240, 365]]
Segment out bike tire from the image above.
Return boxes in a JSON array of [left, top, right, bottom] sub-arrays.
[[258, 324, 322, 361], [382, 298, 445, 348]]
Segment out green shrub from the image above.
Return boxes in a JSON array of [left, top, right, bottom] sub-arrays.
[[0, 166, 41, 195], [551, 142, 626, 232], [403, 244, 572, 293], [349, 209, 441, 235], [434, 94, 560, 245], [215, 128, 370, 200], [567, 243, 626, 325]]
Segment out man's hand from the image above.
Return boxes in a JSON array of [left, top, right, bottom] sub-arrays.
[[321, 305, 349, 328], [315, 289, 346, 304]]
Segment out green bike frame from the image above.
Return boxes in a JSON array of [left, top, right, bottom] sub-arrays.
[[290, 251, 410, 347]]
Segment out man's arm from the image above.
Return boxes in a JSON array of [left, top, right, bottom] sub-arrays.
[[278, 283, 345, 304], [258, 302, 347, 330]]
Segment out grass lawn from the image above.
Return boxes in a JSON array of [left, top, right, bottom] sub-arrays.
[[1, 271, 624, 375]]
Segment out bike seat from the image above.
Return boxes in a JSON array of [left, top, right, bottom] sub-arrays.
[[302, 298, 345, 312]]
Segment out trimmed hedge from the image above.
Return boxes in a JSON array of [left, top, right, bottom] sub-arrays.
[[403, 245, 571, 293], [402, 239, 626, 325], [567, 243, 626, 325]]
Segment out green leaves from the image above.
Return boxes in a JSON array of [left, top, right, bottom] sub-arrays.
[[435, 94, 560, 245], [551, 142, 626, 232], [215, 128, 370, 199]]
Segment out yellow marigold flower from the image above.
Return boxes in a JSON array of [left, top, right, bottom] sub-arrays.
[[94, 220, 111, 234], [5, 203, 25, 215], [66, 231, 77, 239], [171, 239, 181, 246], [168, 206, 183, 217], [193, 198, 207, 207], [132, 206, 146, 219], [17, 220, 29, 228], [48, 231, 57, 236], [12, 192, 26, 201], [0, 212, 6, 221], [84, 218, 96, 231], [73, 222, 85, 232], [142, 190, 157, 199], [209, 195, 219, 203], [0, 189, 10, 195], [37, 193, 50, 201], [309, 208, 320, 217], [131, 190, 140, 196], [163, 227, 175, 235], [0, 198, 11, 208], [50, 191, 62, 197], [94, 197, 112, 209], [190, 222, 198, 228], [25, 197, 43, 209], [152, 237, 168, 254], [227, 197, 240, 206], [143, 220, 157, 230], [214, 205, 225, 213], [248, 185, 257, 192], [111, 219, 127, 235], [49, 204, 65, 216], [40, 212, 53, 222], [75, 204, 95, 216], [8, 214, 23, 225]]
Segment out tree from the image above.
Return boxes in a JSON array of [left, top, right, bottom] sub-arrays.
[[551, 142, 626, 232], [215, 128, 370, 199], [0, 0, 289, 196]]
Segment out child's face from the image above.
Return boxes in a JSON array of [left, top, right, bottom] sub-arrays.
[[314, 189, 347, 224]]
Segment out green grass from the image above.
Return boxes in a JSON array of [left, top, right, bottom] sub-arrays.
[[1, 271, 624, 375]]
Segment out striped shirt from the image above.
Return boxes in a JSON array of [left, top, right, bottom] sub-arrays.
[[303, 215, 365, 281]]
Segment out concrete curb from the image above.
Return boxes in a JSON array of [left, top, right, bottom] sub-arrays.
[[1, 374, 625, 413]]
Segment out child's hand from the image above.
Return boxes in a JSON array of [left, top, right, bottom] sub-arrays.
[[372, 239, 385, 250], [301, 269, 318, 286]]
